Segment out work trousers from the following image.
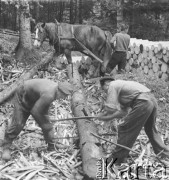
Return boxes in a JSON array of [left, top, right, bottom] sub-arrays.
[[107, 51, 127, 73], [108, 93, 169, 164], [4, 86, 55, 149]]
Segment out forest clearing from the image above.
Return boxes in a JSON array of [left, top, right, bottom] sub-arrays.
[[0, 27, 169, 180], [0, 0, 169, 180]]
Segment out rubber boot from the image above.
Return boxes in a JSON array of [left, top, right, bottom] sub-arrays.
[[47, 142, 55, 151]]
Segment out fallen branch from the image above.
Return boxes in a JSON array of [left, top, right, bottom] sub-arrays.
[[0, 51, 54, 105], [42, 154, 70, 178]]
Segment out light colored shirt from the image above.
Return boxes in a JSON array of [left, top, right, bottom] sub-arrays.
[[105, 80, 150, 111], [111, 32, 130, 52]]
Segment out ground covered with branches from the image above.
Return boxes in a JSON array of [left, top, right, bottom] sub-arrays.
[[0, 33, 169, 180]]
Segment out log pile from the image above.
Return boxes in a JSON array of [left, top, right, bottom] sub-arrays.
[[126, 39, 169, 81]]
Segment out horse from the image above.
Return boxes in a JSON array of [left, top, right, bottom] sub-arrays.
[[33, 20, 113, 76]]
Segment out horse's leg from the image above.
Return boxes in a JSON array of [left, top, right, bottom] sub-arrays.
[[54, 43, 60, 57], [91, 51, 102, 77], [64, 49, 72, 64], [64, 49, 73, 76], [101, 44, 112, 75]]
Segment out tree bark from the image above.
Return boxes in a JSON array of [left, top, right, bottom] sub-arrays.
[[15, 3, 20, 31], [0, 51, 54, 105], [69, 0, 74, 24], [15, 0, 39, 63], [0, 114, 6, 154], [0, 0, 2, 28], [35, 1, 40, 22], [67, 64, 104, 178], [79, 0, 83, 24], [59, 1, 64, 22], [74, 0, 78, 23]]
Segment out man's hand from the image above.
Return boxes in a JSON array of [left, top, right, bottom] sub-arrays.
[[97, 111, 115, 121], [97, 108, 128, 121]]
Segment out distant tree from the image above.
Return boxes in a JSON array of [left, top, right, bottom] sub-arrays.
[[74, 0, 78, 23], [69, 0, 74, 23], [0, 0, 1, 27], [117, 0, 124, 29], [58, 1, 65, 22], [34, 1, 40, 22], [79, 0, 83, 23]]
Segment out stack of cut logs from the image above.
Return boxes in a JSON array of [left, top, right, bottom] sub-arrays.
[[126, 38, 169, 81]]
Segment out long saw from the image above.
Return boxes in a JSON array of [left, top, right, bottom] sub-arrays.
[[51, 116, 98, 122]]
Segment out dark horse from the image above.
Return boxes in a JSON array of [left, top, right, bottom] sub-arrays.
[[34, 20, 113, 75]]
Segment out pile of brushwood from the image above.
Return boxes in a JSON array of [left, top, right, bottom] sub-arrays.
[[0, 33, 169, 180]]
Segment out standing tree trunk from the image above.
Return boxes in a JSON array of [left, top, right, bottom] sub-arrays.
[[164, 22, 169, 39], [0, 0, 2, 28], [117, 0, 124, 29], [59, 1, 65, 22], [35, 1, 40, 22], [15, 0, 39, 65], [69, 0, 74, 24], [79, 0, 83, 24], [47, 1, 50, 22], [74, 0, 78, 23], [67, 64, 104, 179], [15, 2, 20, 31]]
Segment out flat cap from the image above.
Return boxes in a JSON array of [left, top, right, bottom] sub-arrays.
[[58, 81, 73, 95], [100, 76, 115, 85]]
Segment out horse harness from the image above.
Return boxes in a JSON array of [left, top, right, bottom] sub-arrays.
[[55, 23, 75, 54], [55, 23, 105, 63]]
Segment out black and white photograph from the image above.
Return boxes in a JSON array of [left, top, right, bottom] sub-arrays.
[[0, 0, 169, 179]]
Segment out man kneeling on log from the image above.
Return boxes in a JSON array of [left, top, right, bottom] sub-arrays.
[[98, 76, 169, 164], [2, 79, 73, 160]]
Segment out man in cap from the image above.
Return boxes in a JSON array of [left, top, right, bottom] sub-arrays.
[[2, 79, 73, 160], [107, 23, 130, 74], [98, 76, 169, 164]]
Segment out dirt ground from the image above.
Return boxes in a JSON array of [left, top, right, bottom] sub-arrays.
[[0, 33, 169, 180]]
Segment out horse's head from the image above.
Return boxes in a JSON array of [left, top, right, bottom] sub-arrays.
[[34, 22, 47, 47]]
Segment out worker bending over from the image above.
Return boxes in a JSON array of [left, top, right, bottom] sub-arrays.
[[98, 76, 169, 164], [2, 79, 73, 160]]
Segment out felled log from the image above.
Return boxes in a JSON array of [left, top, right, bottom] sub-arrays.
[[0, 51, 54, 105], [153, 63, 160, 73], [67, 64, 104, 178], [144, 66, 149, 74], [161, 62, 168, 73], [0, 115, 6, 154]]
